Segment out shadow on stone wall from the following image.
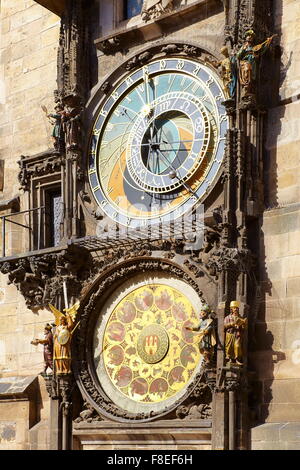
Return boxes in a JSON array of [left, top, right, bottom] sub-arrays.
[[247, 0, 293, 426], [264, 0, 293, 209]]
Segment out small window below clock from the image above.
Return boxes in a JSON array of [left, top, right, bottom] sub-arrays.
[[44, 189, 62, 248]]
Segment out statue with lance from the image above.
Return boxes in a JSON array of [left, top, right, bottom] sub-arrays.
[[31, 280, 80, 375]]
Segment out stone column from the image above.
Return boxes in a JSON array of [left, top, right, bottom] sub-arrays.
[[43, 374, 62, 450], [58, 375, 74, 450]]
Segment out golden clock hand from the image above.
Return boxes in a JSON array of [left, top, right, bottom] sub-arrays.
[[141, 68, 153, 118], [143, 68, 150, 106], [151, 119, 174, 152]]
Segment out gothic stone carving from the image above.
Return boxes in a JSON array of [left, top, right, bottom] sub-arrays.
[[177, 403, 212, 420], [205, 366, 244, 394], [141, 0, 174, 22], [57, 0, 90, 101], [176, 379, 212, 420], [161, 44, 199, 57], [223, 0, 272, 48], [41, 373, 59, 399], [206, 246, 253, 276], [125, 51, 154, 71], [99, 37, 120, 55], [0, 246, 91, 308], [121, 43, 215, 75], [18, 151, 64, 191], [74, 401, 104, 424], [58, 375, 74, 417]]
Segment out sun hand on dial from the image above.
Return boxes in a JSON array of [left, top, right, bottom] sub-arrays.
[[142, 67, 153, 117]]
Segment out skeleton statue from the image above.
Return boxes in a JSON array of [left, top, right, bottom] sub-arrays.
[[141, 0, 174, 21], [219, 46, 237, 99]]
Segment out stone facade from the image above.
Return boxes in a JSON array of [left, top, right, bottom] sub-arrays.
[[0, 0, 59, 450], [249, 0, 300, 442], [73, 421, 212, 451], [0, 0, 299, 451]]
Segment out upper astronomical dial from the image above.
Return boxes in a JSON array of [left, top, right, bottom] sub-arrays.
[[88, 57, 228, 227]]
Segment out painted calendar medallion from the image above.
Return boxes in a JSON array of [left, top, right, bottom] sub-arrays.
[[94, 277, 204, 414]]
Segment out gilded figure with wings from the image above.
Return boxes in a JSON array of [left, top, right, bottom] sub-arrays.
[[49, 302, 80, 374]]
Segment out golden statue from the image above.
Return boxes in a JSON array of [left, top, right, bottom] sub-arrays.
[[219, 46, 237, 99], [224, 301, 247, 365], [49, 302, 80, 375]]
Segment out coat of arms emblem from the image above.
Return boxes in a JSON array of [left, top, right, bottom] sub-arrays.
[[137, 324, 169, 364]]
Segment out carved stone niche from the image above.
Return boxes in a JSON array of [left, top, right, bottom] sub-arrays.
[[73, 257, 216, 428], [18, 149, 64, 251]]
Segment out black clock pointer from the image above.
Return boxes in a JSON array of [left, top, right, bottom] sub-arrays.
[[137, 83, 200, 198], [157, 148, 199, 199], [132, 139, 195, 147], [146, 121, 195, 188], [147, 118, 197, 196]]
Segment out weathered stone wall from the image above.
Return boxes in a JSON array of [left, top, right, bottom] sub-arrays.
[[97, 10, 225, 84], [251, 0, 300, 446], [0, 0, 60, 450], [0, 0, 60, 199]]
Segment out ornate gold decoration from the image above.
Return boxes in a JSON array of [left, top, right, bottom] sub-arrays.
[[101, 284, 202, 404], [49, 302, 80, 374], [137, 324, 169, 364]]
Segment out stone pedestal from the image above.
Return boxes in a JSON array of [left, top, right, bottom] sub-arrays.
[[73, 420, 212, 451]]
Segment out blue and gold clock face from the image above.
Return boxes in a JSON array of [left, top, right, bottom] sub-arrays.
[[88, 57, 228, 227]]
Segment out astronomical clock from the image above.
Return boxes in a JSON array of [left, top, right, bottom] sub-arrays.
[[88, 57, 228, 227], [76, 53, 229, 422]]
